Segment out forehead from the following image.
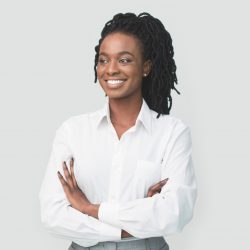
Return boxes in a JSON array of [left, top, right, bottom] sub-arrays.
[[99, 32, 142, 56]]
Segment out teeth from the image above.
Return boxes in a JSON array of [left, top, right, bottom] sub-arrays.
[[107, 80, 125, 85]]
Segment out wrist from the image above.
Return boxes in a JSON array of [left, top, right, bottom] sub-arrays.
[[121, 230, 132, 238], [85, 204, 100, 219]]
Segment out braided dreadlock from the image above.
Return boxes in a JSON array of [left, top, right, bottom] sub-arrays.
[[94, 12, 180, 118]]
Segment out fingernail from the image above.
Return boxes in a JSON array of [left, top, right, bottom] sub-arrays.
[[162, 178, 169, 183]]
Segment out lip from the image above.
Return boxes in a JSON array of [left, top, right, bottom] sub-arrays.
[[105, 79, 127, 81], [105, 79, 127, 89]]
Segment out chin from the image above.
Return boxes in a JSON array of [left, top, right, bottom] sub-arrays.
[[106, 94, 125, 99], [105, 91, 127, 99]]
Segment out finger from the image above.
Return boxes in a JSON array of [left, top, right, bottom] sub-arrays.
[[147, 190, 159, 197], [160, 178, 169, 188], [147, 178, 169, 197], [147, 190, 153, 197], [70, 157, 77, 187], [161, 178, 169, 184], [149, 179, 167, 192], [147, 186, 161, 197], [57, 171, 70, 193], [151, 186, 162, 193], [63, 161, 74, 188]]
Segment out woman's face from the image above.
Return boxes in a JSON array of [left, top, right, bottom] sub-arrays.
[[97, 32, 150, 102]]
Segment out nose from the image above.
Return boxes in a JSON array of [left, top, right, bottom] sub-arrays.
[[106, 60, 120, 76]]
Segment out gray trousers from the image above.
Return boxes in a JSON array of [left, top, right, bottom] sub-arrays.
[[68, 237, 169, 250]]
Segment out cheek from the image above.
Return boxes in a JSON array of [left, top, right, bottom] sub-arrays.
[[129, 65, 143, 79], [97, 65, 104, 78]]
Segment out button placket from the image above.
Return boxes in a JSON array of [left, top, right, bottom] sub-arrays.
[[108, 140, 123, 202]]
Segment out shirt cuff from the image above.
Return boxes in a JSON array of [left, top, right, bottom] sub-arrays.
[[99, 219, 121, 241], [98, 202, 121, 228]]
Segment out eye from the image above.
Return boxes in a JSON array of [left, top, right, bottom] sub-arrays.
[[98, 58, 109, 65], [119, 58, 132, 64]]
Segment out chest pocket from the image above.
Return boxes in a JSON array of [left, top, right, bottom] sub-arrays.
[[132, 160, 162, 198]]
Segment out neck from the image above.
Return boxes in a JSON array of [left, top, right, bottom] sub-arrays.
[[108, 96, 143, 127]]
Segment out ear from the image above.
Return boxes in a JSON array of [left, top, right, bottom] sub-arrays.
[[143, 60, 152, 77]]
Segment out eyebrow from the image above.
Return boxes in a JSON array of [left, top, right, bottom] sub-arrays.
[[99, 51, 134, 57]]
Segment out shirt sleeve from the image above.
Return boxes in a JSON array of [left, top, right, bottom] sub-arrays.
[[98, 123, 197, 239], [39, 121, 121, 247]]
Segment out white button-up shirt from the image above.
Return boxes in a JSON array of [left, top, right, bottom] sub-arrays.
[[39, 97, 197, 247]]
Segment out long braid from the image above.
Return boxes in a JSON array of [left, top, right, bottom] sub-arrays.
[[94, 12, 180, 117]]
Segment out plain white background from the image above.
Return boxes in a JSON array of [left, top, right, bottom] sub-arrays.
[[0, 0, 249, 249]]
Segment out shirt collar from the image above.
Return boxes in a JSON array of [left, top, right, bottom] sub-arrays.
[[95, 96, 152, 134]]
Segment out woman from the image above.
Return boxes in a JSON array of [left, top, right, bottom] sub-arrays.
[[39, 12, 197, 250]]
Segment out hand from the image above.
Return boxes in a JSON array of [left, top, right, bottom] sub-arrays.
[[121, 179, 170, 239], [57, 158, 90, 213], [121, 230, 133, 238], [147, 178, 169, 197]]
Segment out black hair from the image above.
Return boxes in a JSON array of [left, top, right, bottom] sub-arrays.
[[94, 12, 180, 118]]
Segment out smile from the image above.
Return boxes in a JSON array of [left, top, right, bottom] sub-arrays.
[[105, 79, 127, 89], [106, 79, 126, 85]]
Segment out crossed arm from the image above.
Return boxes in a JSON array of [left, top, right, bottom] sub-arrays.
[[57, 158, 168, 238], [40, 122, 196, 245]]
